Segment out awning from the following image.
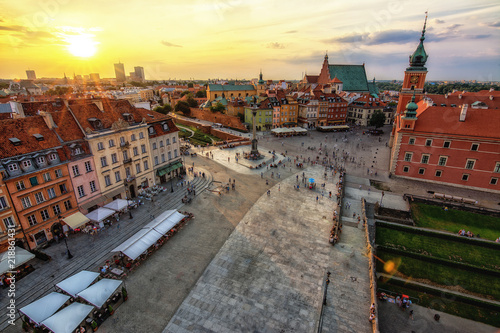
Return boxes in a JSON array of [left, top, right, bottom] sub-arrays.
[[77, 279, 122, 308], [55, 271, 100, 297], [111, 228, 163, 260], [19, 292, 70, 325], [0, 246, 35, 275], [42, 302, 94, 333], [85, 207, 115, 223], [157, 161, 183, 177], [103, 187, 125, 199], [62, 212, 90, 229], [80, 196, 107, 210], [142, 210, 186, 235], [103, 199, 134, 212]]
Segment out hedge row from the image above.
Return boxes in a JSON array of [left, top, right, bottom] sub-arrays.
[[376, 221, 500, 250]]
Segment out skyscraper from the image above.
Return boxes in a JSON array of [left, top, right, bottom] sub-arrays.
[[114, 62, 126, 82], [26, 70, 36, 80], [134, 66, 145, 81]]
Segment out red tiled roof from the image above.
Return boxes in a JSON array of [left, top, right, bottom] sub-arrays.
[[424, 92, 499, 109], [50, 109, 85, 142], [331, 76, 343, 83], [304, 75, 319, 84], [0, 116, 62, 158], [21, 100, 67, 116]]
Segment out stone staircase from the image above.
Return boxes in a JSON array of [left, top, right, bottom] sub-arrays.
[[0, 168, 212, 330]]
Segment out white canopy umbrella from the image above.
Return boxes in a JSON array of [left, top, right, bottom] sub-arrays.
[[103, 199, 134, 212], [55, 271, 100, 297], [85, 207, 115, 223], [111, 228, 163, 260], [77, 279, 123, 308], [143, 210, 186, 235], [41, 302, 93, 333], [19, 292, 70, 325], [0, 246, 35, 275]]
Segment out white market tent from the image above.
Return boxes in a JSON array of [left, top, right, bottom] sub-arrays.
[[143, 210, 186, 235], [111, 228, 163, 260], [85, 207, 115, 223], [55, 271, 100, 297], [290, 126, 307, 133], [19, 292, 70, 325], [103, 199, 134, 212], [41, 302, 93, 333], [271, 128, 293, 135], [77, 279, 122, 308], [0, 246, 35, 275]]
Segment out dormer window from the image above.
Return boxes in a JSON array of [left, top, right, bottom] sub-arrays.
[[48, 153, 57, 161], [162, 123, 169, 131], [9, 138, 21, 146], [8, 164, 18, 172], [33, 134, 44, 141], [36, 156, 45, 164], [22, 160, 32, 168], [88, 118, 103, 130], [74, 147, 83, 155], [148, 127, 155, 135], [122, 113, 134, 123]]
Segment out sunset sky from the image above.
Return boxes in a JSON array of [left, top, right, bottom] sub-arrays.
[[1, 0, 499, 81]]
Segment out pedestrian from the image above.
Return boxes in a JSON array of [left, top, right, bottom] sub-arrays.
[[278, 173, 281, 178], [316, 196, 319, 203], [266, 180, 269, 185], [278, 184, 280, 192], [329, 191, 332, 198], [409, 310, 414, 320], [261, 172, 263, 178]]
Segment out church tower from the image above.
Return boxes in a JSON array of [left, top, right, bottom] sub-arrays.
[[318, 52, 331, 84], [256, 70, 266, 95], [396, 13, 429, 116]]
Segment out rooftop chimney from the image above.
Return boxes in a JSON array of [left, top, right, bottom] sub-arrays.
[[459, 104, 468, 122], [93, 99, 104, 112], [39, 111, 58, 129]]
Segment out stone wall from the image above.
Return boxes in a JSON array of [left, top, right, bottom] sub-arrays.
[[189, 108, 247, 131]]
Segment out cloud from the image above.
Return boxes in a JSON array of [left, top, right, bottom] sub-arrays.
[[284, 30, 297, 34], [266, 42, 285, 49], [0, 25, 25, 32], [160, 40, 182, 47], [434, 19, 445, 24], [324, 30, 418, 46], [465, 34, 491, 39], [446, 23, 463, 30], [481, 21, 500, 28]]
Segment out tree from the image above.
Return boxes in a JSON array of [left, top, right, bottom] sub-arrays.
[[175, 101, 191, 116], [195, 90, 207, 98], [237, 112, 245, 123], [154, 104, 172, 114], [209, 102, 225, 113], [369, 110, 386, 128], [186, 96, 198, 108], [187, 82, 194, 88], [180, 90, 190, 97]]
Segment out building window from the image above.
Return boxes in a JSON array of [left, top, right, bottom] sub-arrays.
[[72, 165, 80, 177], [139, 132, 144, 139], [48, 153, 57, 161], [90, 181, 97, 192], [59, 183, 67, 194], [16, 181, 25, 191], [115, 171, 121, 182], [131, 134, 136, 141], [40, 209, 50, 221], [111, 153, 118, 164], [418, 168, 425, 175], [161, 154, 165, 163], [408, 138, 415, 145], [120, 137, 126, 145], [465, 159, 475, 170], [494, 163, 500, 173], [425, 139, 432, 147], [8, 163, 18, 172], [421, 155, 430, 164], [404, 153, 412, 162], [135, 164, 141, 174], [43, 172, 51, 182], [438, 157, 447, 166], [3, 217, 15, 229], [55, 169, 63, 178], [0, 197, 8, 210], [471, 143, 479, 151], [149, 127, 155, 134], [153, 142, 157, 150], [100, 157, 108, 167], [133, 147, 138, 156], [462, 174, 469, 181], [104, 175, 111, 186], [443, 141, 451, 148], [21, 197, 32, 209], [53, 204, 61, 216], [34, 192, 45, 204], [141, 144, 146, 153], [172, 137, 176, 143], [144, 160, 149, 170], [490, 177, 498, 185], [125, 167, 131, 177], [435, 170, 442, 177], [123, 150, 129, 161], [77, 185, 85, 198], [97, 142, 104, 150], [27, 214, 37, 226], [159, 141, 164, 148], [63, 200, 72, 210], [166, 138, 170, 145], [47, 188, 56, 199], [36, 156, 45, 164], [74, 147, 83, 155], [167, 152, 171, 160], [174, 149, 178, 158], [109, 139, 115, 147], [403, 166, 410, 173], [29, 176, 39, 186], [85, 161, 92, 172], [23, 160, 32, 168], [154, 156, 158, 165]]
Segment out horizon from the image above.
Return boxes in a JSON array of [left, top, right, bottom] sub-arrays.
[[1, 0, 499, 82]]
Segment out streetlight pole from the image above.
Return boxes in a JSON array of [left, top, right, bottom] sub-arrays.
[[380, 191, 385, 207], [63, 238, 73, 259]]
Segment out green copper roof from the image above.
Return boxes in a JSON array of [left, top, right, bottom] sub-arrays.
[[404, 92, 418, 118], [408, 14, 429, 70], [367, 81, 379, 97], [328, 65, 369, 92], [208, 84, 255, 92]]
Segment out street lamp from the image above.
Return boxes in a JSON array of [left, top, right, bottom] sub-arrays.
[[63, 238, 73, 259], [323, 271, 331, 305], [170, 174, 174, 193]]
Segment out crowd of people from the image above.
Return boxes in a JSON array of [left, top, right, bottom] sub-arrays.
[[458, 229, 475, 238]]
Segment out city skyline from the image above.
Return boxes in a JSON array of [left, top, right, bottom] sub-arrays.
[[0, 0, 499, 81]]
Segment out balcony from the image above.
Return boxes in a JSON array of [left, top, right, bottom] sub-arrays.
[[124, 176, 136, 183], [120, 141, 130, 148], [123, 158, 132, 164]]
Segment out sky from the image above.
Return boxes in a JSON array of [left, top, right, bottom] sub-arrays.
[[0, 0, 499, 81]]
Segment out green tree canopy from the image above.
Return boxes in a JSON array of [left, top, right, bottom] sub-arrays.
[[369, 110, 386, 128], [209, 102, 225, 113], [45, 86, 73, 96], [175, 101, 191, 116], [180, 90, 190, 97], [195, 90, 207, 98], [186, 96, 198, 108], [187, 82, 194, 88], [154, 104, 172, 114]]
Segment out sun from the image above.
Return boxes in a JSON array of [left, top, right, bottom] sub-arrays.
[[66, 34, 97, 58]]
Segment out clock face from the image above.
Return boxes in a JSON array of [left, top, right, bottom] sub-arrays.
[[410, 75, 419, 84]]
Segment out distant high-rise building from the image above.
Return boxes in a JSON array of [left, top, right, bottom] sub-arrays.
[[114, 62, 126, 82], [89, 73, 100, 82], [26, 70, 36, 80], [134, 66, 145, 81]]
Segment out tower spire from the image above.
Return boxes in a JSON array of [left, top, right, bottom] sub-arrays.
[[409, 12, 429, 69], [420, 11, 428, 42]]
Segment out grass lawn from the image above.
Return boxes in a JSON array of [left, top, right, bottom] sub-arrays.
[[376, 250, 500, 300], [411, 202, 500, 241], [376, 226, 500, 270], [377, 279, 500, 328]]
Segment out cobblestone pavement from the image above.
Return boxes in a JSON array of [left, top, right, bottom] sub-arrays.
[[164, 165, 372, 333]]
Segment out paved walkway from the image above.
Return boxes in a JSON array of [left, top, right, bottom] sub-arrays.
[[164, 166, 372, 333], [1, 168, 212, 331]]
